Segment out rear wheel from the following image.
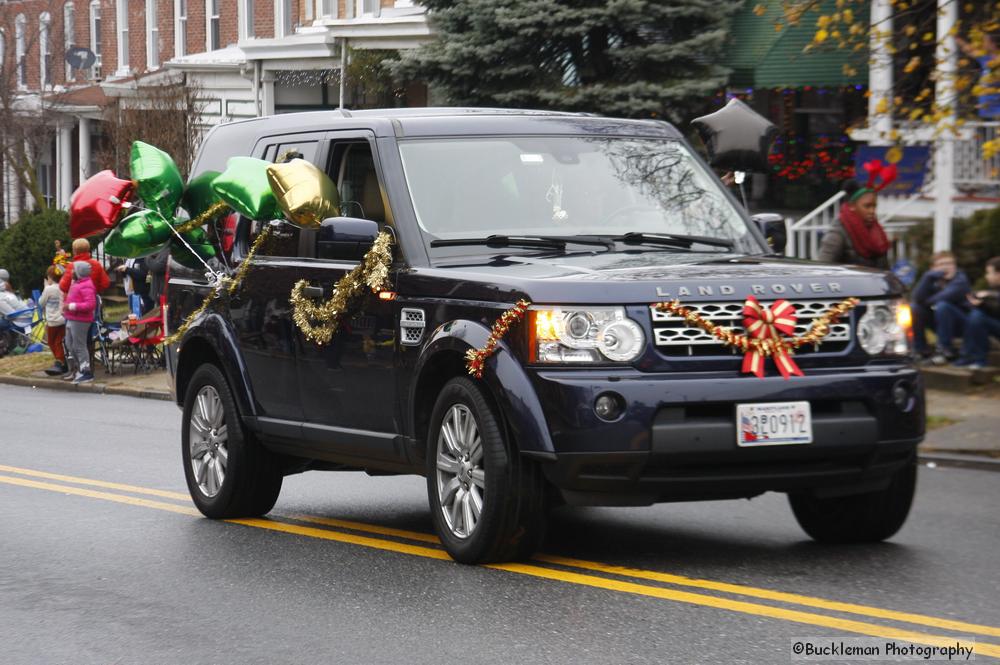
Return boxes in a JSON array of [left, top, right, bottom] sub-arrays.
[[789, 459, 916, 543], [427, 377, 546, 564], [182, 364, 282, 518]]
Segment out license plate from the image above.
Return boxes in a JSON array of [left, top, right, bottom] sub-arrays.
[[736, 401, 813, 447]]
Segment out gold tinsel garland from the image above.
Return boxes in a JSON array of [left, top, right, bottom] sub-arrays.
[[653, 297, 860, 372], [163, 225, 272, 346], [465, 300, 531, 379], [289, 232, 394, 345], [174, 200, 231, 235]]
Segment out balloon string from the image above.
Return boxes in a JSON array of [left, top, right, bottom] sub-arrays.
[[165, 221, 224, 283]]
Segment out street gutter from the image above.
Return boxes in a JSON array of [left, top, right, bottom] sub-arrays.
[[0, 374, 172, 401]]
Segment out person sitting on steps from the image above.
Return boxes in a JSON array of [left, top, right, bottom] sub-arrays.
[[911, 251, 971, 365]]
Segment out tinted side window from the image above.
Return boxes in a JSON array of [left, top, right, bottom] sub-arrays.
[[335, 143, 386, 225]]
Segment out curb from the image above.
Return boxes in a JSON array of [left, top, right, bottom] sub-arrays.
[[918, 452, 1000, 472], [0, 374, 173, 402]]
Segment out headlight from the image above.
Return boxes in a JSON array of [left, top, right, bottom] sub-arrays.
[[530, 307, 645, 363], [858, 299, 912, 356]]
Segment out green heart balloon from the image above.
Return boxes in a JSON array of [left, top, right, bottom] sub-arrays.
[[130, 141, 184, 218], [212, 157, 279, 221], [170, 227, 218, 269], [103, 209, 172, 258], [181, 170, 222, 218]]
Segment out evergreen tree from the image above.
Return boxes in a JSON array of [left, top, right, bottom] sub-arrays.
[[393, 0, 742, 122]]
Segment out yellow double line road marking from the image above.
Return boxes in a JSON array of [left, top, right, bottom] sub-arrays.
[[1, 463, 998, 658]]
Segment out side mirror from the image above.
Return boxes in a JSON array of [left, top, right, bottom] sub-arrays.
[[317, 217, 379, 260], [751, 213, 787, 256]]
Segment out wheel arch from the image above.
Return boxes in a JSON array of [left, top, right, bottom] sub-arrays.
[[173, 313, 257, 419], [409, 319, 555, 462]]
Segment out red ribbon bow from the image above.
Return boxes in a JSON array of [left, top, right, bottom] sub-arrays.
[[741, 296, 804, 379]]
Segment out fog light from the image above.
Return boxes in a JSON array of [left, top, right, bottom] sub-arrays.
[[892, 382, 911, 410], [594, 393, 624, 421]]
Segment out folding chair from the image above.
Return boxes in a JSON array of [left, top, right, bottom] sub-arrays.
[[124, 309, 165, 373], [90, 296, 123, 375], [0, 306, 41, 358]]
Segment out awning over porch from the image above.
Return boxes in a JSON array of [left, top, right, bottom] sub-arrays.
[[726, 0, 869, 89]]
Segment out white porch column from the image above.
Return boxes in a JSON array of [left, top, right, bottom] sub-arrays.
[[869, 0, 893, 145], [78, 116, 91, 183], [4, 158, 18, 223], [58, 123, 73, 208], [261, 70, 276, 116], [933, 0, 958, 252]]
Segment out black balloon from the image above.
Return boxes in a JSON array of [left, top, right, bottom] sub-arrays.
[[691, 98, 778, 173]]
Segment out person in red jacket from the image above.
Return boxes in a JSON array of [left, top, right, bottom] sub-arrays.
[[59, 238, 110, 294]]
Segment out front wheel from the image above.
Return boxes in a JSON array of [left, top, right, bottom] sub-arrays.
[[426, 377, 546, 564], [789, 459, 916, 543], [182, 364, 282, 518]]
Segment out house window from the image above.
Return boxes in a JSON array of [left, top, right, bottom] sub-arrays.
[[116, 0, 130, 74], [89, 0, 101, 79], [206, 0, 220, 50], [146, 0, 158, 68], [64, 3, 75, 81], [15, 14, 26, 89], [40, 12, 52, 89], [274, 0, 292, 37], [357, 0, 379, 18], [175, 0, 186, 57], [319, 0, 336, 18], [239, 0, 254, 40]]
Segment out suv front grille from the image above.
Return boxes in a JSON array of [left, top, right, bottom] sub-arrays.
[[649, 300, 853, 357]]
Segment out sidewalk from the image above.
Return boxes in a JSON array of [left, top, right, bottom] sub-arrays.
[[920, 387, 1000, 469], [0, 352, 171, 401]]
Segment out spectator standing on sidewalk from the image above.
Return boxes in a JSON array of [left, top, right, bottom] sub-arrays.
[[38, 266, 67, 376], [62, 262, 97, 384], [911, 251, 971, 364], [817, 180, 891, 269], [59, 239, 110, 295], [116, 258, 153, 314], [954, 256, 1000, 370]]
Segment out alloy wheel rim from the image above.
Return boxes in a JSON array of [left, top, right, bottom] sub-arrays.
[[189, 385, 229, 498], [436, 404, 485, 539]]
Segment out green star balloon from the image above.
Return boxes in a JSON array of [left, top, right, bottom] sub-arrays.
[[181, 170, 222, 218], [103, 209, 173, 258], [212, 157, 279, 221], [130, 141, 184, 219]]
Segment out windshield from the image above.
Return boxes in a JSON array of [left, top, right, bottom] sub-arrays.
[[398, 136, 762, 254]]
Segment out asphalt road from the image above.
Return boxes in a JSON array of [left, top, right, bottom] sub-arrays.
[[1, 384, 998, 665]]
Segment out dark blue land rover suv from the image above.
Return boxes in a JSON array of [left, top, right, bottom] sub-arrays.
[[166, 108, 924, 564]]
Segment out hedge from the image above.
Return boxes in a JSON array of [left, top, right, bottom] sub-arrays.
[[0, 209, 72, 297]]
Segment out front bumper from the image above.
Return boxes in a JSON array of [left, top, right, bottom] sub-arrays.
[[529, 365, 924, 503]]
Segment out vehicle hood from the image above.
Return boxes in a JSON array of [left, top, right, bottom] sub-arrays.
[[403, 251, 902, 305]]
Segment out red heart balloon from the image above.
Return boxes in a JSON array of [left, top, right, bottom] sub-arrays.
[[70, 170, 135, 238]]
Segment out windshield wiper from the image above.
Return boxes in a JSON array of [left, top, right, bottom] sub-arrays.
[[612, 232, 734, 250], [430, 235, 612, 250]]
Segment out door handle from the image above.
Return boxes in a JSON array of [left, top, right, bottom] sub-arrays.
[[302, 285, 325, 299]]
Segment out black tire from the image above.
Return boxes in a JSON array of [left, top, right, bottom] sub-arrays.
[[182, 364, 282, 518], [426, 377, 546, 564], [789, 459, 916, 543]]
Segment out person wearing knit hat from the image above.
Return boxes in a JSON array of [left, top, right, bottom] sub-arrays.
[[62, 260, 98, 383]]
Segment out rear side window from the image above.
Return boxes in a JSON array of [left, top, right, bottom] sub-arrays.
[[236, 139, 324, 260]]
